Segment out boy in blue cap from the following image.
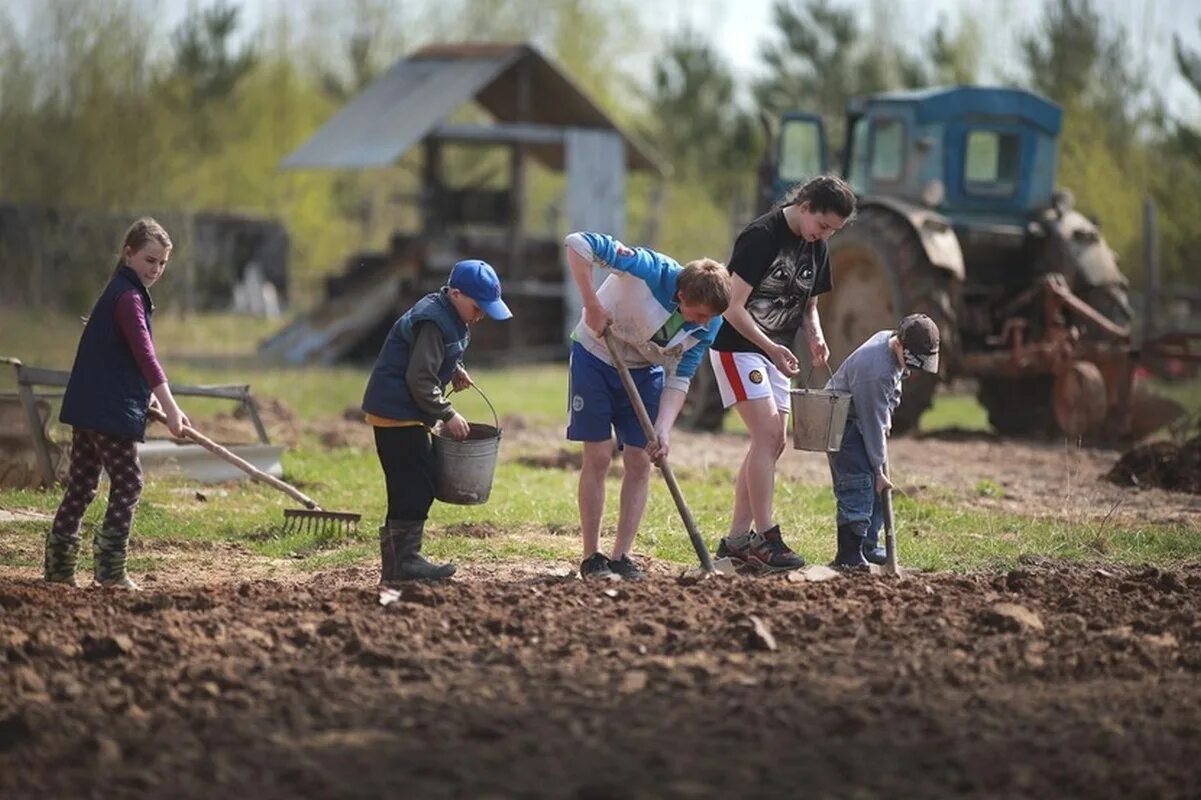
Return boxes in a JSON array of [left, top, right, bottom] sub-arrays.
[[362, 259, 512, 583]]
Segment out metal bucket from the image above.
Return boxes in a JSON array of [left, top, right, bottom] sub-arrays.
[[432, 385, 501, 505], [789, 363, 851, 452]]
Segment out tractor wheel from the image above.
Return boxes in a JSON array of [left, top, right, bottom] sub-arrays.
[[820, 206, 959, 435]]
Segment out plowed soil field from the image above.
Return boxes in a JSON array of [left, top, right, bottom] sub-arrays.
[[3, 562, 1201, 799]]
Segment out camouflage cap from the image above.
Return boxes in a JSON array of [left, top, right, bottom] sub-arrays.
[[899, 313, 940, 373]]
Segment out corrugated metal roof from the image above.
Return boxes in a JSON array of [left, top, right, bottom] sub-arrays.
[[281, 43, 660, 174]]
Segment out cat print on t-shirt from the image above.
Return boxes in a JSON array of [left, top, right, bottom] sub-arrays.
[[746, 241, 817, 346]]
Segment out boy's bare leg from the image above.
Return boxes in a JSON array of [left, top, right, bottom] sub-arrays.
[[611, 446, 652, 559], [735, 397, 787, 534], [579, 440, 613, 557], [729, 451, 754, 537]]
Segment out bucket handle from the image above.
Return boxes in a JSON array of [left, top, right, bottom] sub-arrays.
[[449, 382, 500, 431], [793, 359, 842, 451], [794, 358, 835, 391]]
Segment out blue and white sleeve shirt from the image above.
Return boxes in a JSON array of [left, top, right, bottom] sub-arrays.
[[567, 231, 722, 392]]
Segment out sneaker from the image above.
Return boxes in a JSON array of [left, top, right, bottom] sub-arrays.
[[747, 525, 806, 571], [580, 552, 615, 580], [608, 554, 645, 581], [716, 530, 754, 563]]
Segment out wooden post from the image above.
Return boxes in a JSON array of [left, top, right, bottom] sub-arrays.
[[422, 138, 444, 237], [17, 382, 56, 487], [507, 58, 531, 352]]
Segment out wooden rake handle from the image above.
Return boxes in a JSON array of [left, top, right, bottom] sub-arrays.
[[601, 329, 716, 573], [147, 407, 321, 511]]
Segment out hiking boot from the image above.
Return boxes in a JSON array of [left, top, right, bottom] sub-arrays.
[[608, 554, 645, 581], [94, 528, 140, 591], [580, 552, 615, 580], [716, 530, 754, 563], [747, 525, 806, 571], [43, 531, 79, 586], [380, 520, 456, 583], [831, 523, 869, 570]]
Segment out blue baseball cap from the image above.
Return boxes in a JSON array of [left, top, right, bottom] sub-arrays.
[[449, 259, 512, 321]]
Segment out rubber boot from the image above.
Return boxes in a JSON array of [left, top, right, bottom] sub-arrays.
[[378, 524, 398, 585], [831, 522, 870, 569], [381, 520, 456, 583], [93, 528, 140, 590], [43, 531, 79, 586]]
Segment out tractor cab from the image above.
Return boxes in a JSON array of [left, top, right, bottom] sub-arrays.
[[748, 86, 1139, 440]]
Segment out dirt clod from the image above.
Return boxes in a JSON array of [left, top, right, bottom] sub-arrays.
[[982, 603, 1045, 633], [80, 633, 134, 661], [1107, 436, 1201, 494], [745, 615, 778, 652]]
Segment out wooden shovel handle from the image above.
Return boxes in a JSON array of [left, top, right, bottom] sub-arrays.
[[882, 461, 899, 574], [148, 407, 321, 510], [601, 329, 715, 573]]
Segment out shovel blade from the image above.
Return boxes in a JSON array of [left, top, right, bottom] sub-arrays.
[[711, 557, 738, 576]]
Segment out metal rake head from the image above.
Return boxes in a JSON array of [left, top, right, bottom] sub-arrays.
[[282, 508, 362, 537]]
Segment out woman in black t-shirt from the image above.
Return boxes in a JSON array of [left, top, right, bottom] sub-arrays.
[[709, 175, 857, 571]]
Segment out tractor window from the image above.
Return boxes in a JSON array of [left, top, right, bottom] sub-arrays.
[[778, 119, 823, 184], [869, 118, 904, 182], [846, 117, 871, 190], [965, 130, 1020, 195]]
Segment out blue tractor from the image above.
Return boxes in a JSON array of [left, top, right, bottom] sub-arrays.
[[689, 86, 1139, 438]]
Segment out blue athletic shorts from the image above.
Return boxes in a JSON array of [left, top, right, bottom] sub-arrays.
[[566, 341, 663, 449]]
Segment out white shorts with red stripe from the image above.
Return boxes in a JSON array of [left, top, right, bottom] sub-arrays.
[[709, 350, 791, 412]]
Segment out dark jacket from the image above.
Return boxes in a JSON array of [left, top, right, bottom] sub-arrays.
[[361, 290, 469, 424], [59, 265, 156, 440]]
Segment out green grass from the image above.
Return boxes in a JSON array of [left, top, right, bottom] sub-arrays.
[[2, 309, 1199, 577], [920, 392, 990, 432], [6, 455, 1196, 574]]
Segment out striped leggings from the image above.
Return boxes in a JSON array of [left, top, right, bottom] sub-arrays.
[[49, 429, 143, 543]]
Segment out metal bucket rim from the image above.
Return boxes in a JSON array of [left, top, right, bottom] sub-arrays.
[[433, 421, 501, 442]]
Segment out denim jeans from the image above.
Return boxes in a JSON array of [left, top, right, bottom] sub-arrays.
[[827, 418, 884, 550]]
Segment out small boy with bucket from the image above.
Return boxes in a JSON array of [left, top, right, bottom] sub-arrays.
[[565, 231, 731, 581], [362, 260, 512, 583], [825, 313, 940, 568]]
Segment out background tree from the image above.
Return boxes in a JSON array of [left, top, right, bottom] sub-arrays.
[[927, 14, 983, 85], [1173, 20, 1201, 162], [1149, 17, 1201, 290], [1019, 0, 1153, 284], [753, 0, 927, 151]]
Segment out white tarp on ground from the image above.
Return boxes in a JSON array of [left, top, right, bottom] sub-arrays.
[[137, 441, 284, 484]]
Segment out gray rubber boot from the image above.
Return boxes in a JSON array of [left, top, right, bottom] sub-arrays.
[[93, 528, 140, 591], [43, 531, 79, 586], [382, 520, 456, 582], [378, 524, 398, 585]]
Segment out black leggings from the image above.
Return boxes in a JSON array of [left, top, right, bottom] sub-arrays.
[[373, 426, 435, 522]]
